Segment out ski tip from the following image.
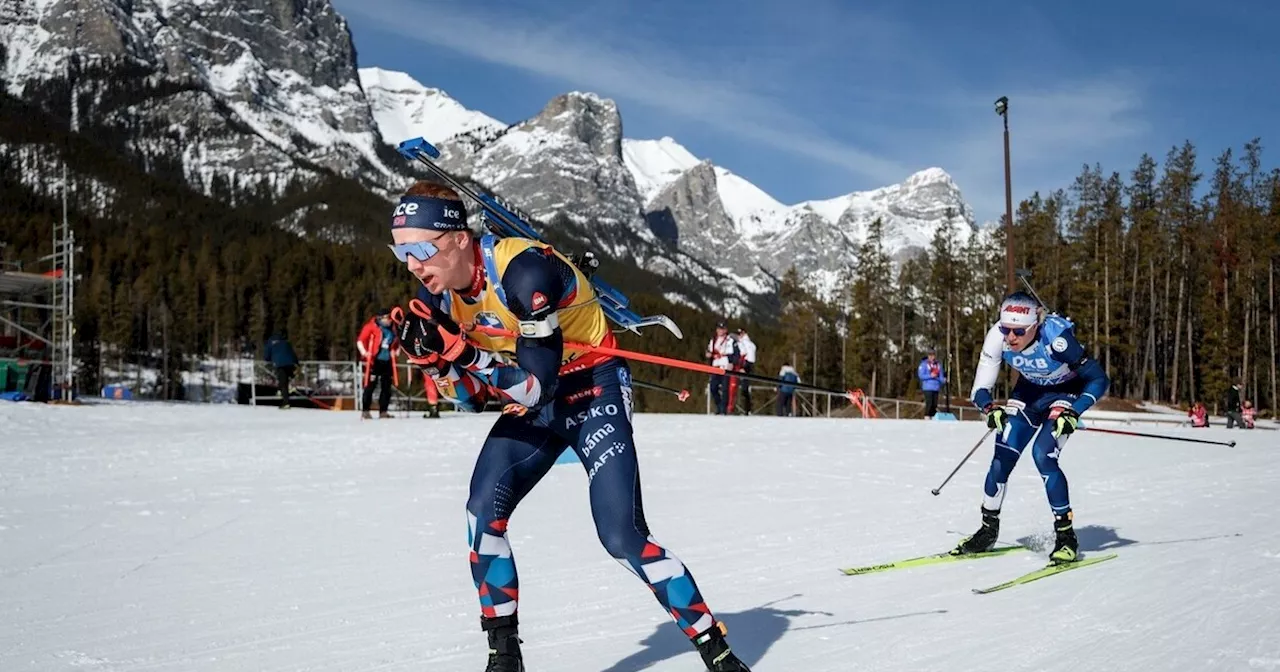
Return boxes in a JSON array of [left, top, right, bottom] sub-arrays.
[[396, 137, 441, 160], [664, 318, 684, 340]]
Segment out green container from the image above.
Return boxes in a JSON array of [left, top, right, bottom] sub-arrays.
[[1, 363, 29, 393]]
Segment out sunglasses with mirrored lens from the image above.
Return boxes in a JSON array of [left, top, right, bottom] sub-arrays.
[[998, 325, 1030, 336], [388, 241, 440, 263]]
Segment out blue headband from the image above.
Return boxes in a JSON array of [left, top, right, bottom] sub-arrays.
[[390, 196, 468, 231]]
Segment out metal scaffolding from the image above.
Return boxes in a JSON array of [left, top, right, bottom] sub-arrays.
[[48, 169, 77, 400], [0, 176, 77, 401]]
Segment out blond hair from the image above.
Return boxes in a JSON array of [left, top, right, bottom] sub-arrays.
[[404, 180, 462, 200]]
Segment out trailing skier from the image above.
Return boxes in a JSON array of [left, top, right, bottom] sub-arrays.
[[952, 291, 1111, 565]]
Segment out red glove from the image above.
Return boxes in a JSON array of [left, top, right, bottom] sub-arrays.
[[401, 298, 473, 366]]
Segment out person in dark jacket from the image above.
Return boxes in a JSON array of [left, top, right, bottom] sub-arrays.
[[917, 348, 946, 419], [263, 332, 300, 409], [1225, 381, 1244, 429], [776, 364, 800, 417]]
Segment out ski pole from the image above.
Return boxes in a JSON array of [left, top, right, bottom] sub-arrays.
[[931, 428, 994, 496], [633, 379, 691, 402], [467, 324, 863, 403], [1083, 425, 1237, 447]]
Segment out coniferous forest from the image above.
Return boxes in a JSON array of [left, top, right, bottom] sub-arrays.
[[2, 70, 1278, 415]]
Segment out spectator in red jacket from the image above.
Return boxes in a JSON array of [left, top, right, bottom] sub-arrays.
[[1189, 401, 1209, 428], [357, 309, 400, 419]]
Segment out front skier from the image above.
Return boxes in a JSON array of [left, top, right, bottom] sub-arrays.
[[387, 180, 751, 672], [953, 291, 1110, 564]]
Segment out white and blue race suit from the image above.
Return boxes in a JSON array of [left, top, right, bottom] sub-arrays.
[[969, 314, 1110, 516]]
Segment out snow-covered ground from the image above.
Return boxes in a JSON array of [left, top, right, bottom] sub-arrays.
[[1, 402, 1277, 671]]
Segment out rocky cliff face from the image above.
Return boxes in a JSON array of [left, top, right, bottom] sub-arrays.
[[1, 0, 409, 199], [435, 91, 651, 259], [643, 145, 976, 294]]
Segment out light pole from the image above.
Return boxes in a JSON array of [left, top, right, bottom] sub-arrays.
[[995, 95, 1014, 293]]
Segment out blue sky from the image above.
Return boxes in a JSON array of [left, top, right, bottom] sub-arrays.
[[333, 0, 1280, 224]]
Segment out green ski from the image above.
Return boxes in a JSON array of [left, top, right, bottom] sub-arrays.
[[972, 553, 1119, 594], [840, 545, 1027, 576]]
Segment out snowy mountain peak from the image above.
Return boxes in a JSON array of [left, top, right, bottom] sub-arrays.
[[905, 166, 955, 187], [528, 92, 625, 158], [644, 144, 976, 294], [358, 66, 425, 93], [358, 66, 504, 145], [422, 83, 646, 253], [712, 166, 786, 230], [622, 137, 701, 205], [561, 90, 611, 106]]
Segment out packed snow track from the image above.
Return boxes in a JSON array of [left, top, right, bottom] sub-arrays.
[[2, 402, 1276, 671]]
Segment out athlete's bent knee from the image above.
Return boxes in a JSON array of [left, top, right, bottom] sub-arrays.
[[596, 523, 642, 560], [1032, 441, 1063, 476]]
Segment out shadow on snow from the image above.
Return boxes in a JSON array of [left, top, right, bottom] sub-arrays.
[[601, 594, 947, 671]]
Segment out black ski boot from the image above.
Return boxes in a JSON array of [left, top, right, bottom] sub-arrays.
[[482, 615, 524, 672], [951, 507, 1001, 555], [1049, 512, 1078, 565], [424, 404, 440, 419], [693, 622, 751, 671]]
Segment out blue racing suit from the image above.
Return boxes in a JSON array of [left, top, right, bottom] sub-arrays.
[[969, 315, 1110, 515]]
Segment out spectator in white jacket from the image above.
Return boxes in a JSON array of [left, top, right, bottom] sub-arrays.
[[705, 322, 737, 415]]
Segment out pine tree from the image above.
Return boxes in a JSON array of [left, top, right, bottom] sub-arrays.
[[848, 218, 893, 397], [1159, 141, 1203, 404], [1125, 153, 1161, 399], [926, 208, 962, 377]]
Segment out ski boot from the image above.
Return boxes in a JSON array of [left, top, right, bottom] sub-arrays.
[[1049, 512, 1078, 564], [424, 404, 440, 419], [951, 506, 1001, 555], [693, 621, 751, 671], [482, 615, 524, 672]]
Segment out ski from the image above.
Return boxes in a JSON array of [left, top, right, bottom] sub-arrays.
[[395, 137, 684, 339], [971, 553, 1119, 594], [839, 545, 1027, 576]]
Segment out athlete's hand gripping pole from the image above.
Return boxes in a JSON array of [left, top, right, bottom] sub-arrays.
[[399, 298, 474, 367], [931, 428, 996, 496]]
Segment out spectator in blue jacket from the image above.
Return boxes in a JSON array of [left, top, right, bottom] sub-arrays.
[[917, 347, 945, 419], [263, 332, 300, 409], [776, 364, 800, 417]]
